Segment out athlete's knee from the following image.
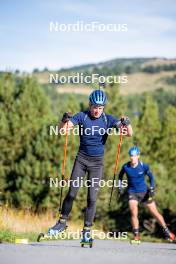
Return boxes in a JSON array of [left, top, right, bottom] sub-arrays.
[[146, 202, 157, 213]]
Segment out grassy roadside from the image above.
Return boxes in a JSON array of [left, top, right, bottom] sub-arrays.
[[0, 207, 165, 244], [0, 230, 165, 244], [0, 206, 83, 243], [0, 230, 38, 243]]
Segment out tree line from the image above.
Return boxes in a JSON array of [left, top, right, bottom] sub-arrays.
[[0, 73, 176, 235]]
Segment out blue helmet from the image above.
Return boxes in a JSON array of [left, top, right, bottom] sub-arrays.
[[89, 90, 107, 106], [128, 146, 140, 156]]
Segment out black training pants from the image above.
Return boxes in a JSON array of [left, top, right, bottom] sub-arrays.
[[61, 151, 104, 227]]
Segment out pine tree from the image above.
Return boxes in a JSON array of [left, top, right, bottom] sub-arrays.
[[0, 74, 53, 208], [133, 94, 161, 162], [155, 105, 176, 211]]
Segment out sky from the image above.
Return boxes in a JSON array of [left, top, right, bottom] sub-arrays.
[[0, 0, 176, 72]]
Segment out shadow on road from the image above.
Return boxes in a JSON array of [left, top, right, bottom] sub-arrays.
[[29, 243, 81, 249]]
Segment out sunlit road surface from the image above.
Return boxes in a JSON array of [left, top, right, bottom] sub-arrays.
[[0, 239, 175, 264]]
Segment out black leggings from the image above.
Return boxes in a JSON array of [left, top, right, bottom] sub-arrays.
[[61, 151, 104, 227]]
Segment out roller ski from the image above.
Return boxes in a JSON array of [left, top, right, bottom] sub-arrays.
[[80, 227, 93, 248], [163, 227, 175, 243], [37, 218, 68, 242], [130, 229, 141, 245]]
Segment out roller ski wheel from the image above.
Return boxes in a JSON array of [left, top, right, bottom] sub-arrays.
[[37, 232, 56, 242], [37, 229, 67, 242], [37, 222, 68, 242], [80, 228, 93, 248], [37, 233, 45, 242], [130, 235, 141, 245], [80, 238, 93, 248]]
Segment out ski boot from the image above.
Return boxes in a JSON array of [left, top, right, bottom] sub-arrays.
[[163, 227, 175, 243], [80, 227, 93, 248], [130, 229, 141, 244], [37, 218, 67, 242]]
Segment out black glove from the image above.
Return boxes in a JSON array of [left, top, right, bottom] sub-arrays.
[[61, 112, 72, 123], [121, 116, 130, 126], [149, 187, 155, 197]]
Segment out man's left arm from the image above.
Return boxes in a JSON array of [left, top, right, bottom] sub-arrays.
[[145, 164, 155, 196]]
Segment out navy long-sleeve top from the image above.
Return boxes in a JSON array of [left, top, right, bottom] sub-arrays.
[[118, 161, 155, 193]]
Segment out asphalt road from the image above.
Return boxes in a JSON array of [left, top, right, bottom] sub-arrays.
[[0, 240, 176, 264]]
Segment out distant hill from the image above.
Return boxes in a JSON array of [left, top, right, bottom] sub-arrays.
[[31, 57, 176, 95]]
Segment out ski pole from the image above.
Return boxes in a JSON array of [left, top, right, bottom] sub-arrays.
[[109, 127, 123, 208], [59, 121, 69, 214]]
